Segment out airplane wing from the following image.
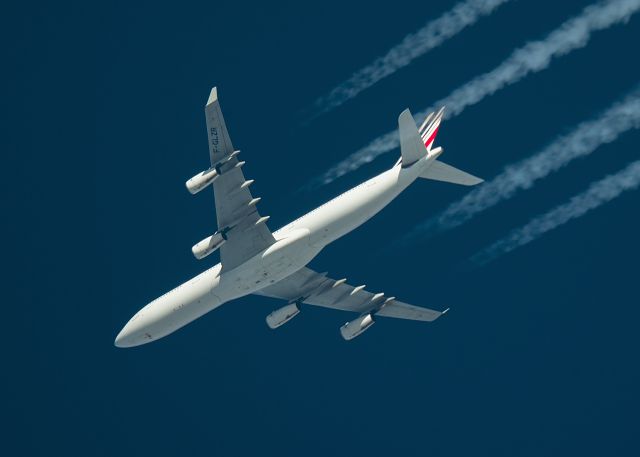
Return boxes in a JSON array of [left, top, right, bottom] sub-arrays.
[[205, 88, 276, 271], [255, 266, 446, 323]]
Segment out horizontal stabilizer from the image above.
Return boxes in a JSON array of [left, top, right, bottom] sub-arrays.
[[420, 160, 483, 186]]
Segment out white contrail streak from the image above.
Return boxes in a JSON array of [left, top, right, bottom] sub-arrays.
[[409, 88, 640, 239], [313, 0, 640, 186], [470, 159, 640, 265], [308, 0, 511, 119]]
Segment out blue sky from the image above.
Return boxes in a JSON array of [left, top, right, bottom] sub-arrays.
[[6, 1, 640, 456]]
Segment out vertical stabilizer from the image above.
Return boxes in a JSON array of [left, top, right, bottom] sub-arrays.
[[399, 107, 445, 167], [398, 109, 426, 167], [420, 106, 444, 151]]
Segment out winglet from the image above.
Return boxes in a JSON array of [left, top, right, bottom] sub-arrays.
[[441, 307, 450, 315], [207, 87, 218, 106]]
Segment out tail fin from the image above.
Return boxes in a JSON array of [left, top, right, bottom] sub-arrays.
[[418, 111, 435, 133], [420, 159, 483, 186], [398, 109, 426, 166], [399, 107, 445, 167], [420, 107, 444, 151], [400, 107, 482, 185]]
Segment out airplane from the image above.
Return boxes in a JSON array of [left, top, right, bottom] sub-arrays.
[[114, 87, 483, 348]]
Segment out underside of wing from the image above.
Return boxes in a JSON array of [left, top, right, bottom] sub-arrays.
[[255, 267, 447, 339], [202, 88, 275, 271], [375, 301, 443, 321]]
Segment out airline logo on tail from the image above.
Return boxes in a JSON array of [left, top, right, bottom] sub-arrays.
[[419, 107, 445, 151]]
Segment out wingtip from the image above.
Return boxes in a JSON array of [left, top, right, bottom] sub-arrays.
[[441, 307, 450, 315], [207, 86, 218, 106]]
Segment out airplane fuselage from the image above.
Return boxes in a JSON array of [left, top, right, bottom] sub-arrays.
[[114, 154, 434, 347]]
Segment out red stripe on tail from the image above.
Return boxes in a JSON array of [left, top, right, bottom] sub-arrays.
[[424, 125, 440, 149]]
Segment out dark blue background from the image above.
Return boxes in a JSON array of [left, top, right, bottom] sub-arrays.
[[6, 1, 640, 456]]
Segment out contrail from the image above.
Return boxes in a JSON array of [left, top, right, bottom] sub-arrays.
[[307, 0, 511, 119], [470, 159, 640, 265], [312, 0, 640, 187], [407, 88, 640, 241]]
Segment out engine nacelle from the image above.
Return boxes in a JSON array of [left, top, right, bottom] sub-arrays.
[[186, 150, 241, 194], [185, 167, 220, 194], [191, 232, 226, 260], [340, 314, 375, 341], [266, 302, 301, 329]]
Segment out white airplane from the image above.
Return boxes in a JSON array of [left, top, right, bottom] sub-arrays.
[[114, 87, 483, 348]]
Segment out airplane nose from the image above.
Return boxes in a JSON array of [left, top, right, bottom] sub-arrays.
[[114, 317, 146, 348], [114, 326, 135, 348], [114, 312, 156, 348]]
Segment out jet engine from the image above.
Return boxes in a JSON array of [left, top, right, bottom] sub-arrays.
[[185, 150, 240, 194], [340, 314, 375, 340], [185, 167, 220, 194], [266, 302, 301, 329], [191, 231, 227, 259]]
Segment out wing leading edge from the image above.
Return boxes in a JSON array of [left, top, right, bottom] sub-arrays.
[[204, 88, 276, 271], [255, 267, 447, 339]]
